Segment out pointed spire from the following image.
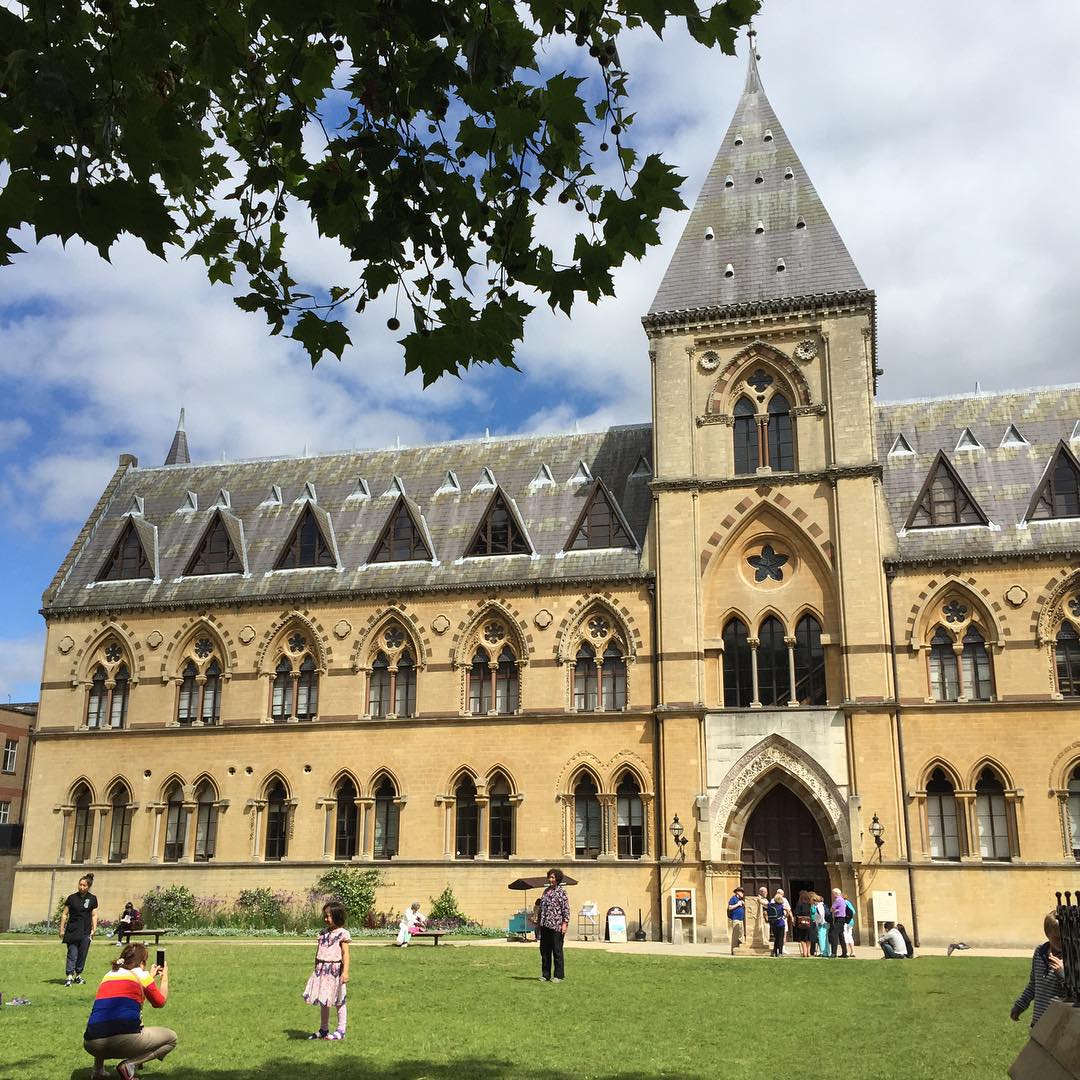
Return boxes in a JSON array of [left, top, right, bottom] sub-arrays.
[[164, 408, 190, 466], [649, 30, 865, 317]]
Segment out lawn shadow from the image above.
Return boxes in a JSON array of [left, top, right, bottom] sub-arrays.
[[284, 1028, 316, 1040]]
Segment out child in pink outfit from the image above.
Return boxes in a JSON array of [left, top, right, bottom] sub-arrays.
[[303, 902, 350, 1040]]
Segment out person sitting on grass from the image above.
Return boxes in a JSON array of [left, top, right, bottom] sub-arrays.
[[877, 921, 908, 959], [1010, 911, 1066, 1028], [83, 942, 174, 1080], [303, 901, 351, 1041]]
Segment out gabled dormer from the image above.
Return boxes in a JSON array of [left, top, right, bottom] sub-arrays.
[[368, 496, 435, 563], [464, 489, 531, 557], [96, 518, 155, 581], [564, 480, 637, 551], [906, 451, 988, 529], [1027, 441, 1080, 521], [274, 504, 337, 569], [185, 510, 245, 576]]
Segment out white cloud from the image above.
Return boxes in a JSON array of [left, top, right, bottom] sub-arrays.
[[0, 633, 45, 703], [0, 419, 30, 451]]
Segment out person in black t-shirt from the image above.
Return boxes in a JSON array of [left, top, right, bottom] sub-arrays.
[[59, 873, 99, 986]]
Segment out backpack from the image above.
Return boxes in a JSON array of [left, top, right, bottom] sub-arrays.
[[845, 901, 855, 924], [766, 901, 785, 925]]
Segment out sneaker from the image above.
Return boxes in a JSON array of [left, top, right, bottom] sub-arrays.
[[307, 1031, 329, 1040], [538, 976, 549, 982], [64, 977, 73, 987], [117, 1063, 138, 1080], [74, 975, 85, 985], [326, 1030, 345, 1040], [551, 977, 563, 983]]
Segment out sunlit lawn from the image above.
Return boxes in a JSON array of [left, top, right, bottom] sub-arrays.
[[0, 940, 1030, 1079]]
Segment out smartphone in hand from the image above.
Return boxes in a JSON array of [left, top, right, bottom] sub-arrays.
[[156, 949, 166, 969]]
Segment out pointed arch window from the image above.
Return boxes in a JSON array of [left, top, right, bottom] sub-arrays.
[[495, 647, 519, 714], [488, 774, 514, 859], [926, 769, 961, 861], [793, 615, 826, 706], [1056, 623, 1080, 698], [271, 658, 293, 720], [368, 652, 391, 717], [108, 784, 132, 863], [574, 643, 597, 711], [1031, 445, 1080, 519], [177, 661, 198, 724], [296, 656, 319, 720], [334, 777, 358, 861], [961, 627, 992, 701], [110, 664, 130, 728], [163, 782, 186, 863], [275, 506, 335, 569], [567, 483, 632, 550], [975, 767, 1011, 861], [574, 775, 601, 859], [928, 626, 959, 702], [97, 520, 152, 581], [601, 642, 627, 710], [455, 776, 479, 859], [87, 666, 108, 729], [1068, 766, 1080, 861], [616, 773, 644, 859], [733, 397, 758, 475], [466, 492, 530, 556], [194, 781, 218, 862], [395, 651, 416, 716], [374, 776, 400, 860], [757, 617, 789, 707], [722, 618, 753, 707], [71, 786, 93, 864], [185, 514, 242, 575], [468, 650, 493, 714], [265, 781, 289, 861], [766, 393, 794, 471], [370, 499, 432, 563]]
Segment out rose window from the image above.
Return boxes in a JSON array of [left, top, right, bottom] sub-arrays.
[[194, 637, 213, 659], [383, 625, 405, 650], [104, 643, 122, 663], [588, 616, 610, 639], [483, 622, 505, 644], [943, 600, 967, 624], [747, 544, 789, 583], [288, 633, 307, 653]]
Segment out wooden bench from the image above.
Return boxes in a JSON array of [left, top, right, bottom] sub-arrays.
[[408, 931, 443, 946], [118, 928, 170, 947]]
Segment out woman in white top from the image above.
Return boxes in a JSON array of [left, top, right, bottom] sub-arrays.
[[396, 902, 425, 947]]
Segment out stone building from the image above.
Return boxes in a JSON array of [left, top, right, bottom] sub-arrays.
[[1, 702, 36, 929], [11, 42, 1080, 946]]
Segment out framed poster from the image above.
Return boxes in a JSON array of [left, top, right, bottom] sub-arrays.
[[674, 889, 694, 917], [606, 906, 627, 943]]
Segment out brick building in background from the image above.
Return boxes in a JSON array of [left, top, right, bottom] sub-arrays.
[[1, 702, 36, 929]]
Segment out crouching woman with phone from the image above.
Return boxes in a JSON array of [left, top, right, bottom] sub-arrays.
[[83, 943, 176, 1080]]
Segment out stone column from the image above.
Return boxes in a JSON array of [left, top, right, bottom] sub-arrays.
[[92, 804, 111, 864], [57, 806, 74, 863], [956, 792, 980, 860], [318, 798, 334, 860], [357, 797, 375, 861], [785, 636, 798, 705], [248, 799, 266, 861], [180, 803, 198, 862], [557, 794, 575, 859], [149, 805, 164, 864], [749, 638, 761, 707], [474, 794, 489, 860], [598, 794, 618, 861]]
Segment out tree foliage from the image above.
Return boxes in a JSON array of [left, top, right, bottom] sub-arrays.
[[0, 0, 758, 382]]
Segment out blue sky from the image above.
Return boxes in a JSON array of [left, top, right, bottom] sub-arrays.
[[2, 0, 1079, 701]]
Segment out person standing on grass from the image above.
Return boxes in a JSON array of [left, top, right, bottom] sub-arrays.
[[828, 888, 848, 958], [1010, 912, 1066, 1028], [538, 868, 570, 982], [303, 901, 351, 1041], [727, 887, 746, 955], [60, 873, 99, 987], [83, 942, 175, 1080]]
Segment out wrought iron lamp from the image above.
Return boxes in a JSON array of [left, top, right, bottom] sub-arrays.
[[670, 814, 689, 858], [869, 813, 885, 853]]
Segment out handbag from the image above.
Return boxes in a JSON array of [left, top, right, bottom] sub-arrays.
[[795, 914, 812, 930]]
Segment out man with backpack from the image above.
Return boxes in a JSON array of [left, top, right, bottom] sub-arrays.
[[827, 887, 849, 958], [766, 889, 792, 957]]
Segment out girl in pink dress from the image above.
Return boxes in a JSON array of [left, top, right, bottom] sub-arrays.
[[303, 902, 350, 1040]]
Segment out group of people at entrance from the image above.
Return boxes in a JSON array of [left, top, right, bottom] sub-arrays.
[[727, 885, 910, 959]]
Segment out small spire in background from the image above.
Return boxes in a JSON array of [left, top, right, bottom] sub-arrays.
[[164, 407, 190, 466]]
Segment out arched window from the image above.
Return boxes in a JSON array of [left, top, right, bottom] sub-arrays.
[[374, 776, 399, 860], [574, 644, 597, 711], [177, 661, 198, 724], [926, 768, 961, 860], [488, 774, 513, 859], [368, 652, 391, 717], [395, 650, 416, 717], [108, 784, 132, 864], [296, 656, 319, 720], [468, 650, 492, 714], [271, 658, 293, 721], [975, 767, 1011, 860], [722, 618, 753, 707], [71, 785, 93, 864], [265, 781, 288, 861], [574, 774, 601, 859], [961, 627, 992, 701], [793, 615, 826, 706], [928, 626, 959, 701], [1056, 623, 1080, 698], [733, 397, 758, 475], [1068, 766, 1080, 861], [495, 647, 518, 714], [334, 777, 358, 861], [87, 666, 108, 729], [202, 660, 222, 724], [766, 393, 794, 471], [110, 664, 130, 728], [194, 781, 218, 862], [757, 617, 789, 707], [601, 642, 627, 710], [163, 782, 186, 862], [455, 776, 478, 859], [616, 773, 644, 859]]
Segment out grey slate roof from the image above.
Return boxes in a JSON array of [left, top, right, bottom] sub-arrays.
[[649, 44, 866, 316], [46, 426, 654, 612], [164, 409, 190, 466], [876, 386, 1080, 562]]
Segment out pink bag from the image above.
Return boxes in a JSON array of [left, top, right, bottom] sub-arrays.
[[408, 924, 422, 935]]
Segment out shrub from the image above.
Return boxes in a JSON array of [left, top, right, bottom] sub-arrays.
[[141, 884, 198, 928], [429, 885, 465, 922], [234, 888, 289, 927], [311, 867, 381, 926]]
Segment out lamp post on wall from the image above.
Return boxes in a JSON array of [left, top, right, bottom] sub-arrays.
[[870, 814, 885, 859], [670, 814, 688, 859]]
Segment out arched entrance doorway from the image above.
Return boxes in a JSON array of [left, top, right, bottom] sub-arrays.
[[739, 783, 830, 898]]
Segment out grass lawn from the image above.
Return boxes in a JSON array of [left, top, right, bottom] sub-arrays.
[[0, 940, 1030, 1079]]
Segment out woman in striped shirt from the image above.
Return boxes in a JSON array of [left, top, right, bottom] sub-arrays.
[[83, 943, 175, 1080], [1010, 912, 1066, 1028]]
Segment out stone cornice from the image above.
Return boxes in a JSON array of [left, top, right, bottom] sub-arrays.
[[650, 464, 881, 492], [885, 548, 1080, 570]]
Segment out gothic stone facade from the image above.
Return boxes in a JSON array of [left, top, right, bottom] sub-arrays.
[[11, 47, 1080, 946]]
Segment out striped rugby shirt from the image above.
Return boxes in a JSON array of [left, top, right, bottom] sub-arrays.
[[1012, 942, 1065, 1027], [84, 966, 166, 1039]]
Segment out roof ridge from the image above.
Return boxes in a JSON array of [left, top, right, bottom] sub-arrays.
[[876, 382, 1080, 408]]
